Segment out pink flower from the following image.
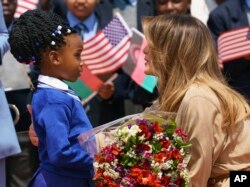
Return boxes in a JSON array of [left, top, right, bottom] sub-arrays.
[[175, 128, 189, 141]]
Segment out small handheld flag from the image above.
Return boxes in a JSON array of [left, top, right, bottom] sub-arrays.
[[218, 26, 250, 63], [81, 12, 132, 75], [14, 0, 38, 18]]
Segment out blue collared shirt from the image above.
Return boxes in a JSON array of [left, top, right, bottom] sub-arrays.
[[38, 75, 80, 102], [67, 11, 98, 41], [246, 0, 250, 8], [0, 1, 9, 64]]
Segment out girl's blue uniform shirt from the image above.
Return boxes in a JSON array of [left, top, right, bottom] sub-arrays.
[[32, 75, 94, 179]]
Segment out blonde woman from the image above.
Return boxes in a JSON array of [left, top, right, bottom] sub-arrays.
[[143, 14, 250, 186]]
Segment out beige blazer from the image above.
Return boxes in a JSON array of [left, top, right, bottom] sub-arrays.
[[176, 84, 250, 187]]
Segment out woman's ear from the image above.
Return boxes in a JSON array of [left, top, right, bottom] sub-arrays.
[[48, 50, 60, 66]]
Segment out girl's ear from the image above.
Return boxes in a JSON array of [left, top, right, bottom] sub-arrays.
[[48, 50, 60, 66]]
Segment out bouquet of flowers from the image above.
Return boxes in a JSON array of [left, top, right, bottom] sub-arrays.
[[78, 112, 191, 187]]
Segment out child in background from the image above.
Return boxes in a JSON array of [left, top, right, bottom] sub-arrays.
[[64, 0, 129, 126], [8, 9, 95, 187]]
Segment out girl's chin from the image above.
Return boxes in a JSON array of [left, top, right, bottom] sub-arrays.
[[68, 77, 78, 83]]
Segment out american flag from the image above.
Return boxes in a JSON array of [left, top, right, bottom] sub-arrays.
[[81, 13, 132, 75], [218, 26, 250, 63], [14, 0, 38, 18]]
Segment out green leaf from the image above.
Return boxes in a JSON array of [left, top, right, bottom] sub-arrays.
[[127, 161, 134, 167], [166, 121, 176, 136], [130, 136, 137, 144], [152, 141, 162, 153]]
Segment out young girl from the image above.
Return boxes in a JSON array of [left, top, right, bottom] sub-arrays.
[[8, 9, 95, 187], [143, 14, 250, 186]]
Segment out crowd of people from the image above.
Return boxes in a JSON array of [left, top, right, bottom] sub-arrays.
[[1, 0, 250, 187]]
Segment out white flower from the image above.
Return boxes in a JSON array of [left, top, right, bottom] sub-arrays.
[[153, 132, 164, 140], [103, 168, 120, 180], [129, 125, 141, 136], [93, 162, 99, 168], [117, 125, 141, 143], [138, 134, 145, 141], [159, 160, 173, 170], [157, 172, 163, 179], [118, 126, 129, 136]]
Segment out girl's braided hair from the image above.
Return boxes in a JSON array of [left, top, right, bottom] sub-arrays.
[[8, 9, 77, 89], [8, 9, 76, 66]]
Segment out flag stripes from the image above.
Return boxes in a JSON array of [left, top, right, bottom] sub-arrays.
[[80, 67, 103, 91], [218, 27, 250, 63], [14, 0, 38, 18], [81, 13, 132, 75]]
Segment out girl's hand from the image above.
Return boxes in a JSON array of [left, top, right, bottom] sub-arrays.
[[27, 105, 39, 146]]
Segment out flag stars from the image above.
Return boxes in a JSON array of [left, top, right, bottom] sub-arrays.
[[103, 17, 129, 47]]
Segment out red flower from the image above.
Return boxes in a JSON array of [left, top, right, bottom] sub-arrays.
[[137, 143, 150, 151], [154, 153, 165, 163], [95, 174, 119, 187], [163, 151, 172, 160], [130, 168, 143, 178], [141, 159, 151, 170], [160, 139, 171, 150], [172, 147, 183, 160], [137, 171, 161, 187], [111, 144, 120, 155], [93, 170, 103, 180], [153, 121, 163, 133], [137, 170, 152, 185], [139, 124, 152, 139], [174, 177, 185, 186], [161, 176, 171, 186], [103, 176, 119, 187], [94, 154, 102, 163]]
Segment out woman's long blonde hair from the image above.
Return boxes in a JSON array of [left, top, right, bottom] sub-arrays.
[[142, 14, 250, 126]]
